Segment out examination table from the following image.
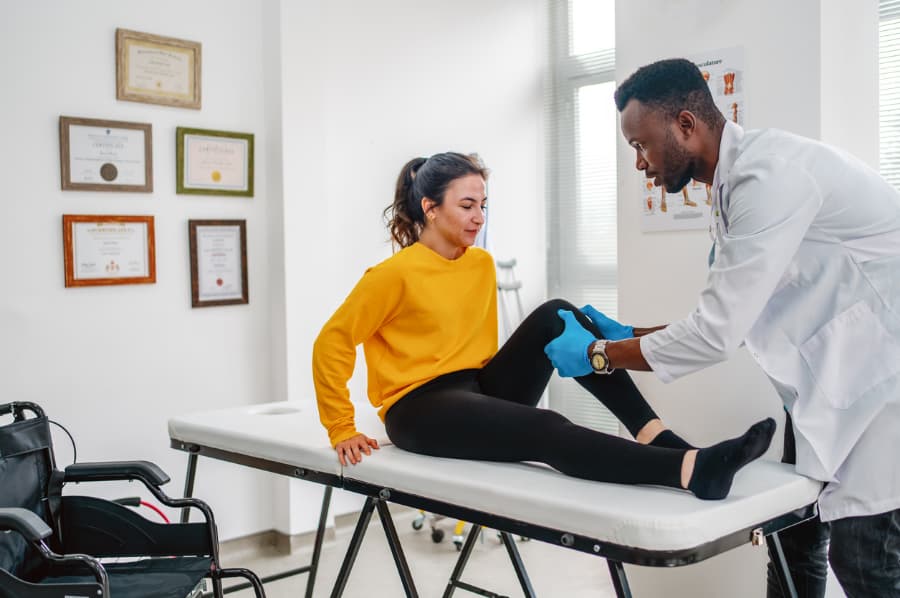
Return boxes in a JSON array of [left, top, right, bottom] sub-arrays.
[[168, 401, 822, 598]]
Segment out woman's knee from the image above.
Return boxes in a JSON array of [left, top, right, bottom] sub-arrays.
[[531, 298, 586, 336], [537, 298, 577, 316]]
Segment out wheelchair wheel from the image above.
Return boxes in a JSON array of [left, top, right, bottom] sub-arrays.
[[431, 528, 445, 543]]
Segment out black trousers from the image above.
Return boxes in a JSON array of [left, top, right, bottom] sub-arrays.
[[384, 299, 684, 488], [766, 415, 831, 598], [767, 415, 900, 598]]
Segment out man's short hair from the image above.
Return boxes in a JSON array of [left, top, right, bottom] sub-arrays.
[[614, 58, 724, 128]]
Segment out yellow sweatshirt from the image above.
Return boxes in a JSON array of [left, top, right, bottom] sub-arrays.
[[313, 243, 498, 446]]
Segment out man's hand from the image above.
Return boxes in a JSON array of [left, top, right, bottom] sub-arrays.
[[543, 309, 596, 377], [335, 433, 380, 466], [581, 305, 634, 340]]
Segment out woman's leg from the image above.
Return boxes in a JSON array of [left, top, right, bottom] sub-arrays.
[[385, 384, 775, 499], [478, 298, 691, 447], [386, 383, 683, 485]]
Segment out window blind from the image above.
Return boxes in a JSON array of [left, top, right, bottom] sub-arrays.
[[546, 0, 619, 433], [881, 0, 900, 187]]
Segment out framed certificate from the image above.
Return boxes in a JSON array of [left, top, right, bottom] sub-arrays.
[[59, 116, 153, 192], [116, 28, 201, 109], [62, 215, 156, 287], [176, 128, 254, 197], [189, 219, 249, 307]]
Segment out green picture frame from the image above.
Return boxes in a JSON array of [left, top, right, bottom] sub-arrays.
[[176, 127, 254, 197]]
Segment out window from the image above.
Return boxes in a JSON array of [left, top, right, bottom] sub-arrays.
[[881, 0, 900, 187], [546, 0, 618, 432]]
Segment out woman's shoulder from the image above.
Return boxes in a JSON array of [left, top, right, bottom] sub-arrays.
[[364, 244, 420, 276], [465, 246, 495, 268]]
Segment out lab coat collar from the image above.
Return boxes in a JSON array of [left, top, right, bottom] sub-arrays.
[[711, 120, 745, 200]]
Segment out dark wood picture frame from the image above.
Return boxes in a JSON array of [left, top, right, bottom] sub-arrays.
[[62, 214, 156, 287], [189, 219, 249, 307], [59, 116, 153, 192]]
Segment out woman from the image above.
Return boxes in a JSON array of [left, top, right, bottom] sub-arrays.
[[312, 152, 774, 500]]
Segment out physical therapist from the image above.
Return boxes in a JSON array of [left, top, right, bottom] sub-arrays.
[[545, 58, 900, 598]]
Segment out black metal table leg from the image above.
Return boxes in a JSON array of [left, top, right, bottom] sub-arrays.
[[181, 450, 199, 523], [205, 486, 334, 597], [607, 560, 633, 598], [375, 499, 419, 598], [306, 485, 333, 598], [330, 497, 377, 598], [442, 524, 483, 598], [766, 532, 799, 598], [500, 532, 536, 598]]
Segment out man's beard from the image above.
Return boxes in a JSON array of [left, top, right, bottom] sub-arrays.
[[662, 130, 694, 193]]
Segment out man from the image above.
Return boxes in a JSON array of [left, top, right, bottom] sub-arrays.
[[545, 58, 900, 597]]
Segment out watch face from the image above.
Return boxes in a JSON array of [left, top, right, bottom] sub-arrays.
[[591, 352, 607, 372]]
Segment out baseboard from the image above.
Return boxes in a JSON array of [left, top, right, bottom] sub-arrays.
[[218, 504, 417, 558], [275, 526, 338, 554]]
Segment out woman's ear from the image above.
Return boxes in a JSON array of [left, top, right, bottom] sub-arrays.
[[421, 197, 436, 220]]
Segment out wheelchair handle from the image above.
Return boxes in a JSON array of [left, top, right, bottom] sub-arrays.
[[0, 401, 45, 420]]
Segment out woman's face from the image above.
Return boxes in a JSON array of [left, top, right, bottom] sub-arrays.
[[426, 174, 487, 249]]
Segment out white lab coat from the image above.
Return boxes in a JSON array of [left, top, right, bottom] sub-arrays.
[[640, 121, 900, 521]]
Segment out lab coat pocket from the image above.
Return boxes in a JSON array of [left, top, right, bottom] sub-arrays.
[[799, 301, 900, 409]]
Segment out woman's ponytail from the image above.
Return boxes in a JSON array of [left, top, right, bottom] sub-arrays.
[[384, 157, 427, 249]]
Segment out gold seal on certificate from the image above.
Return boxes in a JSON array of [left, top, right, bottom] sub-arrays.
[[189, 220, 249, 307], [59, 116, 153, 192]]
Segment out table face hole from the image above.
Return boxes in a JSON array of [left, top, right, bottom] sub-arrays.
[[249, 406, 302, 416]]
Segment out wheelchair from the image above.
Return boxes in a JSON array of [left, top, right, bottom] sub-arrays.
[[0, 401, 265, 598]]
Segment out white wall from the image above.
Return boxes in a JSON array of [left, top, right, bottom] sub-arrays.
[[0, 0, 546, 543], [615, 1, 876, 596], [278, 0, 548, 532], [821, 0, 880, 168], [0, 1, 283, 540]]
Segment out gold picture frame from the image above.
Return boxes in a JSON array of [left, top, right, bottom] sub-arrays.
[[116, 28, 201, 109]]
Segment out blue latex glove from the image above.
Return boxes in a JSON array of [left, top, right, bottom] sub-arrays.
[[543, 309, 596, 377], [580, 304, 634, 340]]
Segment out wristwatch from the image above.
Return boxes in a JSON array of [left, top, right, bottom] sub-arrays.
[[589, 340, 615, 375]]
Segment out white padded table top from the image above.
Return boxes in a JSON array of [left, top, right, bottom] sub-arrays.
[[169, 402, 822, 553], [347, 447, 822, 552], [169, 401, 348, 477]]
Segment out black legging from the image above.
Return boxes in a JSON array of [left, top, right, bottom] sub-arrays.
[[384, 299, 684, 488]]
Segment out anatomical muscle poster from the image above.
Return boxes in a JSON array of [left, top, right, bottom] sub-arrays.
[[640, 46, 745, 232]]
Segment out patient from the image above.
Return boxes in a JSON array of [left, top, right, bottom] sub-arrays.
[[312, 152, 774, 500]]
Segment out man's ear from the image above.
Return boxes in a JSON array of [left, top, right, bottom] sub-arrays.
[[676, 109, 697, 139]]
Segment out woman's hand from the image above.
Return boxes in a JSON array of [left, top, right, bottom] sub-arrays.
[[334, 433, 380, 466]]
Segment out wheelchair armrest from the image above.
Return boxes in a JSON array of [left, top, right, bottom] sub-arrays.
[[0, 508, 52, 542], [65, 461, 170, 487]]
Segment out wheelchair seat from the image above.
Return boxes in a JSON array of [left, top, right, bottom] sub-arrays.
[[0, 401, 265, 598], [40, 556, 212, 598]]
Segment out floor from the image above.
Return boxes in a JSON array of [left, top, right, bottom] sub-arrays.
[[219, 507, 617, 597]]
